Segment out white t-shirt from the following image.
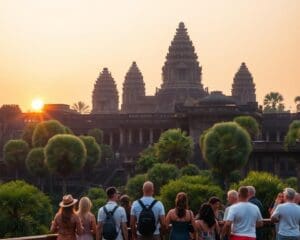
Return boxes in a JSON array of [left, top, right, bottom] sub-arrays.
[[271, 202, 300, 237], [226, 201, 262, 238]]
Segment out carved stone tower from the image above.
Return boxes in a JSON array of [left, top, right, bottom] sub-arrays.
[[121, 62, 145, 113], [232, 62, 256, 105], [92, 68, 119, 113], [156, 22, 207, 112]]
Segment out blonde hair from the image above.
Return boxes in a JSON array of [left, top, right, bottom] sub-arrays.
[[77, 197, 92, 217]]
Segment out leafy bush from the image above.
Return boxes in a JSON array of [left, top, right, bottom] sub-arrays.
[[179, 164, 200, 176], [86, 187, 107, 216], [125, 174, 148, 200]]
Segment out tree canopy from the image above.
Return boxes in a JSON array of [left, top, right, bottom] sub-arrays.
[[72, 101, 90, 114], [79, 136, 101, 169], [234, 116, 259, 139], [263, 92, 285, 112]]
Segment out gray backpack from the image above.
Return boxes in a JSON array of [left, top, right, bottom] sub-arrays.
[[102, 205, 119, 240]]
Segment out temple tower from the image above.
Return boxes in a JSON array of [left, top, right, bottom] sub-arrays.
[[92, 68, 119, 113], [121, 62, 145, 112], [232, 62, 256, 105], [156, 22, 207, 112]]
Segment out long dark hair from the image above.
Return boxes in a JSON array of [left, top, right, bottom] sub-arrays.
[[60, 206, 75, 224], [198, 203, 215, 228], [175, 192, 188, 218]]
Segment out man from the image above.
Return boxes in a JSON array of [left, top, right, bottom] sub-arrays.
[[98, 186, 128, 240], [130, 181, 165, 240], [295, 192, 300, 205], [223, 186, 263, 240], [223, 190, 238, 220], [247, 186, 264, 240], [271, 188, 300, 240]]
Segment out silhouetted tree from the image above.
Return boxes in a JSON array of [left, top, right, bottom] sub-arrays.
[[156, 129, 194, 168], [79, 136, 101, 169], [263, 92, 285, 112], [71, 101, 90, 114], [234, 116, 259, 139], [201, 122, 252, 189], [87, 128, 103, 145], [32, 120, 66, 147], [100, 144, 114, 166], [295, 96, 300, 112], [45, 134, 87, 193], [21, 122, 38, 148], [3, 139, 29, 179]]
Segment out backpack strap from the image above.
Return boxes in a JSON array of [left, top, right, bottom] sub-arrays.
[[149, 200, 157, 210], [138, 199, 157, 210], [103, 205, 119, 216]]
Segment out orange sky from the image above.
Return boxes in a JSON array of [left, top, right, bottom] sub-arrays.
[[0, 0, 299, 112]]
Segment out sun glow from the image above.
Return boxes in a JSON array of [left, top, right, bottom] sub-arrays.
[[31, 98, 44, 112]]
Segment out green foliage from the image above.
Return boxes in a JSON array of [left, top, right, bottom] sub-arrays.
[[201, 122, 252, 188], [45, 134, 87, 177], [0, 180, 52, 238], [3, 139, 29, 178], [100, 144, 114, 165], [284, 120, 300, 150], [21, 122, 38, 147], [148, 163, 180, 195], [25, 147, 48, 177], [263, 92, 285, 112], [234, 116, 259, 139], [156, 129, 194, 168], [231, 171, 286, 217], [126, 174, 148, 200], [159, 175, 224, 212], [64, 126, 74, 135], [88, 128, 103, 145], [32, 120, 66, 147], [136, 145, 158, 173], [86, 187, 107, 216], [80, 136, 101, 168], [179, 164, 200, 176], [72, 101, 90, 114], [283, 177, 297, 190]]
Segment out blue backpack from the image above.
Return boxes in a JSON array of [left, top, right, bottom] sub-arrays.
[[102, 205, 119, 240]]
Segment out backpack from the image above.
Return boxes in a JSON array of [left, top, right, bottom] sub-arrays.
[[102, 205, 119, 240], [137, 199, 157, 236]]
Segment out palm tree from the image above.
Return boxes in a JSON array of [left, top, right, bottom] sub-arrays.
[[263, 92, 285, 112], [72, 101, 90, 114], [295, 96, 300, 112]]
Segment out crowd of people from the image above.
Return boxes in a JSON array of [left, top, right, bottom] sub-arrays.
[[50, 181, 300, 240]]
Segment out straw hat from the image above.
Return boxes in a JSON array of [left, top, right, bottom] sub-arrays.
[[59, 194, 78, 208]]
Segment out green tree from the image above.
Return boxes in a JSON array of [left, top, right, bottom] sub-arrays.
[[160, 175, 224, 212], [156, 129, 194, 168], [295, 96, 300, 112], [100, 144, 114, 166], [0, 180, 52, 238], [147, 163, 179, 195], [32, 120, 66, 147], [201, 122, 252, 189], [72, 101, 90, 114], [25, 147, 48, 190], [79, 136, 101, 169], [234, 116, 259, 139], [3, 139, 29, 179], [21, 122, 38, 148], [179, 164, 200, 176], [284, 120, 300, 190], [231, 171, 286, 217], [45, 134, 87, 193], [136, 145, 158, 173], [263, 92, 285, 112], [86, 187, 107, 216], [125, 174, 148, 200], [88, 128, 103, 145]]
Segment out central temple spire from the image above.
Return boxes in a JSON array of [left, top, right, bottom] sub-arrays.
[[156, 22, 207, 112]]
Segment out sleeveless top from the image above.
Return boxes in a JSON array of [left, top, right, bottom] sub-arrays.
[[169, 210, 193, 240], [77, 213, 95, 240]]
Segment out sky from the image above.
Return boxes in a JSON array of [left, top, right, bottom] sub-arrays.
[[0, 0, 299, 112]]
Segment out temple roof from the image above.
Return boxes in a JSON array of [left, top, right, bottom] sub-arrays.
[[123, 62, 145, 92], [233, 62, 253, 83], [199, 91, 236, 105]]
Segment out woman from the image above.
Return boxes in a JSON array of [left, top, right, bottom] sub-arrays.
[[195, 203, 219, 240], [51, 194, 83, 240], [269, 192, 284, 240], [120, 194, 131, 240], [166, 192, 197, 240], [76, 197, 98, 240]]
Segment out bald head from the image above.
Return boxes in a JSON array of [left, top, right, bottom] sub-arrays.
[[143, 181, 154, 196]]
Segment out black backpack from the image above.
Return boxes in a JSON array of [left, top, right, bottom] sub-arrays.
[[137, 199, 157, 236], [102, 205, 119, 240]]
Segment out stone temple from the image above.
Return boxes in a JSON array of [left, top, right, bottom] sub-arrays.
[[1, 22, 299, 182]]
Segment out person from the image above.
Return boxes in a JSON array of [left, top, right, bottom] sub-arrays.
[[247, 186, 263, 240], [208, 197, 223, 240], [76, 197, 98, 240], [51, 194, 83, 240], [294, 192, 300, 205], [120, 194, 132, 239], [130, 181, 165, 240], [98, 187, 128, 240], [223, 186, 263, 240], [165, 192, 196, 240], [196, 203, 219, 240], [268, 192, 284, 240], [271, 187, 300, 240]]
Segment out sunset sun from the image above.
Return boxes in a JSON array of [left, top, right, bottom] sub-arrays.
[[31, 98, 44, 112]]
